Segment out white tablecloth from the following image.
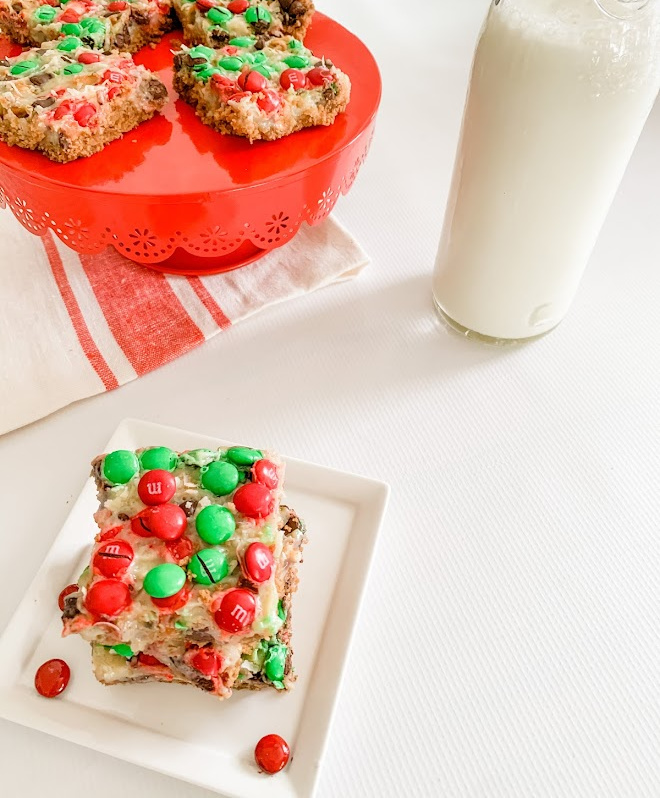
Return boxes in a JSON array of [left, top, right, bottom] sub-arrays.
[[3, 1, 660, 796]]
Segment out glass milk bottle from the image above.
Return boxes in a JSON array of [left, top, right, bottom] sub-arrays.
[[432, 0, 660, 343]]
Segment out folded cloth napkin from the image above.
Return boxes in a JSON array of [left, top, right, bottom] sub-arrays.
[[0, 213, 368, 436]]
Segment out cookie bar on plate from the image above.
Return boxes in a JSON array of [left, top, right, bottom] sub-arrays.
[[61, 445, 307, 700], [172, 0, 313, 48], [173, 35, 350, 141], [0, 40, 167, 161], [0, 0, 174, 52]]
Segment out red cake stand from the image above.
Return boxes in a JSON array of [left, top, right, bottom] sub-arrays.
[[0, 13, 380, 275]]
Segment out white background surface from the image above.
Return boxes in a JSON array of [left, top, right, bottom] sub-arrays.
[[2, 1, 660, 796]]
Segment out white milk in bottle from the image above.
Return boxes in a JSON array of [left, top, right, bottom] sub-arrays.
[[432, 0, 660, 342]]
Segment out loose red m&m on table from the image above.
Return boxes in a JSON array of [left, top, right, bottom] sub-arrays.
[[138, 469, 176, 505], [214, 589, 256, 633], [233, 482, 273, 518], [58, 584, 78, 611], [85, 579, 131, 618], [254, 734, 291, 774], [243, 542, 274, 583], [252, 459, 278, 489], [191, 647, 223, 677], [93, 540, 134, 577], [35, 659, 71, 698]]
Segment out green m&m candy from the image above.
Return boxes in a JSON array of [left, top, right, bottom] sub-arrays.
[[201, 460, 239, 495], [188, 45, 214, 61], [264, 643, 287, 682], [178, 448, 217, 467], [226, 446, 262, 466], [143, 563, 186, 598], [189, 548, 228, 585], [196, 504, 235, 545], [251, 64, 271, 78], [106, 643, 134, 658], [57, 36, 82, 51], [288, 39, 302, 50], [102, 450, 139, 484], [277, 599, 286, 622], [81, 18, 106, 33], [63, 62, 84, 75], [34, 6, 57, 23], [10, 59, 39, 75], [229, 37, 256, 48], [139, 446, 178, 472], [218, 56, 243, 71], [207, 7, 232, 24], [196, 66, 220, 81], [245, 6, 272, 25], [283, 55, 308, 69], [62, 23, 83, 36]]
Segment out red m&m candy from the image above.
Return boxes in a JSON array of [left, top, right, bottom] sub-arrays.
[[238, 69, 268, 93], [107, 0, 128, 9], [215, 589, 256, 633], [78, 52, 101, 64], [138, 469, 176, 506], [132, 504, 187, 541], [227, 0, 248, 11], [233, 482, 273, 518], [166, 535, 193, 563], [148, 503, 187, 541], [59, 8, 81, 22], [307, 66, 334, 86], [256, 90, 281, 114], [74, 103, 96, 127], [253, 459, 278, 488], [93, 540, 134, 578], [191, 647, 223, 677], [58, 584, 78, 611], [131, 509, 153, 537], [85, 579, 131, 618], [255, 734, 290, 774], [151, 585, 190, 611], [35, 659, 71, 698], [137, 652, 164, 667], [196, 0, 216, 8], [280, 69, 306, 91], [243, 542, 274, 583], [103, 70, 123, 84]]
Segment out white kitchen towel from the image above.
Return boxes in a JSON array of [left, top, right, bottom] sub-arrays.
[[0, 212, 368, 436]]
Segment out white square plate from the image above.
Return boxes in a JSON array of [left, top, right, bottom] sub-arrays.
[[0, 419, 389, 798]]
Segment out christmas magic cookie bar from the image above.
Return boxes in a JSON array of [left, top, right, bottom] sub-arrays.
[[0, 0, 174, 52], [61, 445, 307, 699], [0, 40, 167, 161], [172, 0, 313, 48], [173, 35, 350, 141]]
